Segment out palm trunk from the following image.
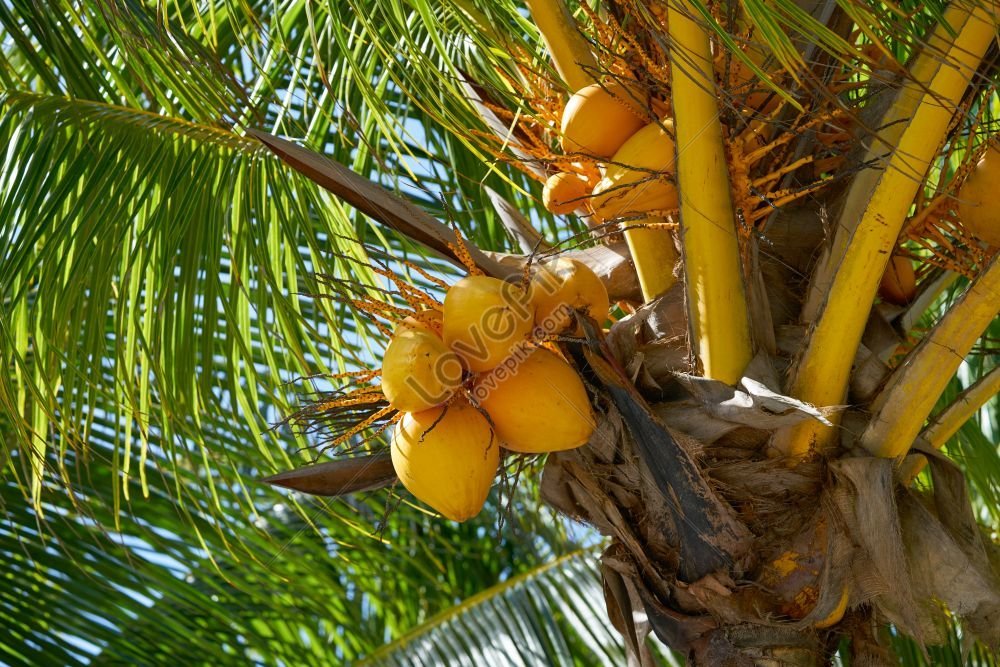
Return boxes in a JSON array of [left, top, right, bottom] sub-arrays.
[[690, 626, 827, 666]]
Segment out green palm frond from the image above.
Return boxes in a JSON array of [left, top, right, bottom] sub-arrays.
[[888, 621, 1000, 667], [360, 548, 681, 667], [1, 415, 585, 665], [0, 0, 572, 529], [0, 0, 245, 119], [0, 89, 390, 515], [0, 0, 548, 244]]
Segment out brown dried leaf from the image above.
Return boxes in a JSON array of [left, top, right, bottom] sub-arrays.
[[249, 129, 516, 279], [262, 454, 396, 496]]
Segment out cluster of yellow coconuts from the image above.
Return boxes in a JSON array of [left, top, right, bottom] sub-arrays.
[[542, 82, 678, 222], [382, 259, 610, 522], [541, 49, 783, 219]]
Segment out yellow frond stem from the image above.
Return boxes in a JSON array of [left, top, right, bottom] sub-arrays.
[[623, 218, 678, 301], [770, 4, 996, 460], [861, 254, 1000, 459], [922, 365, 1000, 449], [525, 0, 597, 92], [899, 364, 1000, 483], [667, 0, 752, 385]]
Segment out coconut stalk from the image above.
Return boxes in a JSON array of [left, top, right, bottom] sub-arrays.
[[623, 217, 678, 301], [861, 253, 1000, 459], [666, 0, 752, 385], [920, 365, 1000, 449], [524, 0, 597, 92], [770, 3, 997, 459], [900, 365, 1000, 482]]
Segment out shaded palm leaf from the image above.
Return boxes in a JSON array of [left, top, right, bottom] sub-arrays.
[[1, 407, 586, 664], [360, 548, 682, 667]]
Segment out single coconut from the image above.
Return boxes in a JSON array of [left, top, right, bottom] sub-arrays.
[[381, 329, 465, 412], [529, 258, 610, 332], [959, 145, 1000, 247], [475, 347, 595, 453], [591, 121, 679, 221], [878, 255, 916, 306], [391, 401, 498, 522], [542, 172, 591, 215], [561, 83, 648, 159], [443, 276, 534, 373]]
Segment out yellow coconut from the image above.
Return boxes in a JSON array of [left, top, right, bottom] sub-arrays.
[[394, 308, 444, 337], [475, 348, 595, 453], [381, 329, 465, 412], [542, 172, 591, 215], [591, 121, 679, 221], [959, 145, 1000, 247], [529, 258, 610, 332], [561, 83, 648, 159], [391, 401, 498, 522], [877, 255, 916, 306], [443, 276, 534, 373]]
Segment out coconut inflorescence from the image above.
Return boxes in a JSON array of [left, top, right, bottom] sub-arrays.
[[381, 268, 606, 522], [394, 308, 444, 336]]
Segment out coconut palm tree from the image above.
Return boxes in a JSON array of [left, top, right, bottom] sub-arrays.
[[1, 0, 998, 664]]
